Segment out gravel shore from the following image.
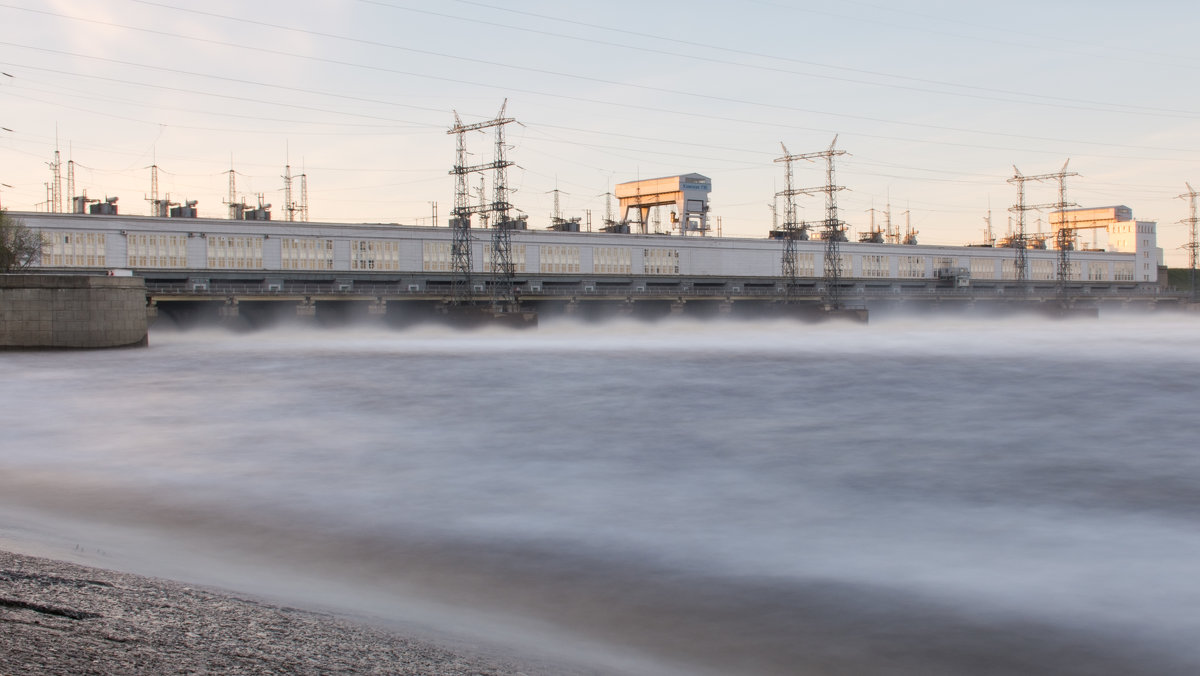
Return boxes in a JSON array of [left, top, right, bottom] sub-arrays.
[[0, 549, 568, 676]]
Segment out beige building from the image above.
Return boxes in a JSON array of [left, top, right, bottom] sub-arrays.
[[1051, 206, 1161, 282], [614, 174, 711, 235]]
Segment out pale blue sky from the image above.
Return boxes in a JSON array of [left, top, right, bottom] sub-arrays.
[[1, 1, 1197, 263]]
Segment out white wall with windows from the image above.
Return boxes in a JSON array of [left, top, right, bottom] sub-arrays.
[[39, 231, 106, 267], [1031, 259, 1055, 281], [350, 240, 400, 271], [1087, 261, 1109, 281], [19, 214, 1154, 288], [642, 248, 680, 275], [280, 238, 334, 271], [592, 247, 632, 274], [539, 245, 580, 274], [861, 254, 889, 278], [971, 257, 998, 280], [207, 236, 263, 270], [423, 241, 452, 272], [898, 255, 925, 278], [823, 252, 853, 277], [127, 233, 187, 268], [483, 244, 527, 273]]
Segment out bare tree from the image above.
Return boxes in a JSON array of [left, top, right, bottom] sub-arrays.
[[0, 210, 42, 272]]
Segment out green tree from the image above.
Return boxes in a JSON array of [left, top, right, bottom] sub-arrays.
[[0, 209, 43, 272]]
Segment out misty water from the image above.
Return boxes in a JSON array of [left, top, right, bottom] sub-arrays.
[[3, 314, 1200, 675]]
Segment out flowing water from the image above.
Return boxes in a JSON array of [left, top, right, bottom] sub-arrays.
[[2, 314, 1200, 675]]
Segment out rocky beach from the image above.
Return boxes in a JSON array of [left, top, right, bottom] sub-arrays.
[[0, 549, 572, 676]]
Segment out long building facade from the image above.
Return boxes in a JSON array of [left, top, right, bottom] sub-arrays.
[[18, 210, 1158, 285], [12, 209, 1181, 323]]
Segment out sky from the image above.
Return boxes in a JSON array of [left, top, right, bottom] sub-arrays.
[[1, 0, 1198, 264]]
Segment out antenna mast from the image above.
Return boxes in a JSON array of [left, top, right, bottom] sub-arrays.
[[300, 171, 309, 222], [67, 158, 76, 213], [550, 186, 563, 224], [283, 162, 295, 222], [225, 162, 242, 220], [146, 163, 171, 217], [47, 148, 63, 214]]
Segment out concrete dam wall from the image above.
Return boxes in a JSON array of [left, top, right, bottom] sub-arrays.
[[1, 275, 148, 349]]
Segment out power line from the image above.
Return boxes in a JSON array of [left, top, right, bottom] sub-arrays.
[[7, 5, 1199, 151], [433, 0, 1199, 114], [6, 31, 1199, 163]]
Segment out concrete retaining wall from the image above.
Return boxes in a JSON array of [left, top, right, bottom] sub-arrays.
[[1, 275, 148, 349]]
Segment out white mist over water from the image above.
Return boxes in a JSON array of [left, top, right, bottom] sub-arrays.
[[3, 314, 1200, 675]]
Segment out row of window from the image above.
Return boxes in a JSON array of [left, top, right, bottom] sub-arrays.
[[351, 240, 400, 271], [898, 255, 925, 278], [281, 238, 335, 271], [41, 232, 106, 267], [540, 245, 580, 274], [126, 234, 186, 268], [643, 248, 680, 275], [594, 247, 632, 274], [207, 236, 264, 270], [483, 244, 528, 273], [783, 252, 817, 277], [33, 229, 1142, 280]]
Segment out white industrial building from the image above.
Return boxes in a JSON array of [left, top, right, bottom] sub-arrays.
[[18, 208, 1155, 285]]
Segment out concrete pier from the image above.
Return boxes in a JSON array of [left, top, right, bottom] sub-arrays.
[[0, 275, 148, 349]]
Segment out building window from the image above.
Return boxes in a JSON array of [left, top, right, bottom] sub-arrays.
[[483, 244, 527, 273], [861, 254, 888, 278], [423, 241, 452, 272], [351, 240, 399, 271], [1031, 259, 1055, 280], [127, 233, 186, 268], [823, 252, 852, 277], [898, 255, 925, 278], [971, 257, 997, 280], [1002, 259, 1022, 280], [1087, 262, 1108, 281], [206, 236, 263, 269], [594, 247, 632, 274], [783, 252, 816, 277], [280, 238, 334, 270], [39, 231, 106, 267], [539, 245, 580, 274], [1114, 262, 1134, 281], [643, 248, 680, 275]]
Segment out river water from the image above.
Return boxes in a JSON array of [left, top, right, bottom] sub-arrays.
[[2, 314, 1199, 675]]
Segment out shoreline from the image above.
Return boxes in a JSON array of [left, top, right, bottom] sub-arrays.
[[0, 548, 583, 676]]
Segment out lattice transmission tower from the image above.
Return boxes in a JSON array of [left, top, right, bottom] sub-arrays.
[[1180, 182, 1199, 303], [774, 143, 808, 301], [776, 137, 847, 309], [448, 101, 517, 309], [488, 103, 519, 311], [1008, 161, 1076, 295]]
